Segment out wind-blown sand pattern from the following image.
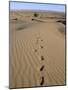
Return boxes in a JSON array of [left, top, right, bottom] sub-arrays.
[[9, 11, 66, 88]]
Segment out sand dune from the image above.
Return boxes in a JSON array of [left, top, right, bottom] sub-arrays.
[[9, 11, 66, 88]]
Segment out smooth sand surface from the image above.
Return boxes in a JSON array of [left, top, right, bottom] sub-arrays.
[[9, 11, 66, 88]]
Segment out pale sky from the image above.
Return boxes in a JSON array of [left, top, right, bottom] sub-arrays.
[[10, 1, 65, 12]]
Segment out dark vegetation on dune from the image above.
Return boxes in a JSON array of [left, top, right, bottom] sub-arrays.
[[34, 13, 39, 17], [57, 20, 66, 25], [31, 18, 44, 22]]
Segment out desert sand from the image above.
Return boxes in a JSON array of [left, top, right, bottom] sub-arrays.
[[9, 11, 66, 88]]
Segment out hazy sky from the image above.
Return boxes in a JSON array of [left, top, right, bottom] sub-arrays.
[[10, 2, 65, 12]]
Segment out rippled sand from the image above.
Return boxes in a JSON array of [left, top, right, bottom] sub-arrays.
[[9, 11, 66, 88]]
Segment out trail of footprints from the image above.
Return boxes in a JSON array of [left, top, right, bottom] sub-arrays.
[[34, 34, 45, 86]]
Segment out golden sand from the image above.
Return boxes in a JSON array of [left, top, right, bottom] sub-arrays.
[[9, 11, 65, 88]]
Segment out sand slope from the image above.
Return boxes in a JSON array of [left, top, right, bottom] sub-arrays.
[[9, 11, 66, 88]]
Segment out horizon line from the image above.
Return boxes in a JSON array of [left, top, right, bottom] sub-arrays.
[[10, 9, 65, 13]]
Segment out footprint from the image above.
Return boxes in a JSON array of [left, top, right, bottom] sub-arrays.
[[32, 19, 34, 21], [41, 56, 44, 60], [40, 46, 43, 49], [40, 65, 44, 71], [34, 49, 37, 52], [41, 40, 43, 41], [40, 77, 44, 85]]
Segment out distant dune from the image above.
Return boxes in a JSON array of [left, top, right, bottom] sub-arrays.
[[9, 11, 66, 88]]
